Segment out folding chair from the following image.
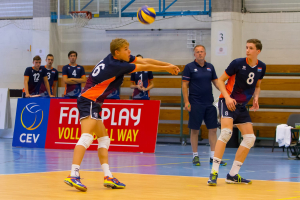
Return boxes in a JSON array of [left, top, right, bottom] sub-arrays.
[[272, 114, 300, 159]]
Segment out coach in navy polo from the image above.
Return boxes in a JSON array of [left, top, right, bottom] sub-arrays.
[[182, 45, 226, 167]]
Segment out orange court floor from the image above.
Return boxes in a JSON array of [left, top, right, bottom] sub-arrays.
[[0, 139, 300, 200]]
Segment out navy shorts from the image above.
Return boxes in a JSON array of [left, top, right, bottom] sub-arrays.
[[77, 96, 102, 120], [218, 98, 252, 125], [188, 104, 218, 130]]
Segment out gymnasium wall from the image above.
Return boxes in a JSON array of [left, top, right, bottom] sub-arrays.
[[242, 13, 300, 65], [57, 16, 212, 66], [0, 22, 32, 89], [0, 12, 300, 90]]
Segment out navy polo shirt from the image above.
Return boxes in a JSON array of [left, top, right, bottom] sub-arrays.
[[182, 61, 218, 105]]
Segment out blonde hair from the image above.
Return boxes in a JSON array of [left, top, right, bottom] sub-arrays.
[[110, 38, 129, 56]]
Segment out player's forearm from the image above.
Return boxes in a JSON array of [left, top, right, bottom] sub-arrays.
[[253, 86, 261, 99], [212, 80, 220, 91], [24, 80, 29, 95], [182, 82, 189, 104], [64, 78, 78, 84], [53, 82, 57, 97], [218, 79, 230, 99], [72, 77, 86, 83], [143, 58, 170, 66], [138, 64, 171, 72], [130, 83, 138, 89], [45, 82, 52, 96], [146, 82, 154, 91]]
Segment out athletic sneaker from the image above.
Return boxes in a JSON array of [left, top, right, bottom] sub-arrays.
[[207, 170, 218, 186], [64, 175, 87, 192], [104, 176, 126, 189], [210, 158, 227, 166], [192, 156, 201, 166], [225, 173, 252, 184]]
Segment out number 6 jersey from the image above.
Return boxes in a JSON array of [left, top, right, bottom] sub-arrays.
[[80, 54, 137, 103], [219, 58, 266, 105]]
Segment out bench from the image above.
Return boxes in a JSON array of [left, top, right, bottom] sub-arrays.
[[56, 64, 300, 143]]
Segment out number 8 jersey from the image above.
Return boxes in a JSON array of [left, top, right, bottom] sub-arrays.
[[219, 58, 266, 105], [80, 54, 137, 103]]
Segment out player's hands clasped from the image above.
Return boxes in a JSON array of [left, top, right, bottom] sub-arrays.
[[225, 97, 237, 111], [166, 65, 180, 75], [137, 85, 143, 91]]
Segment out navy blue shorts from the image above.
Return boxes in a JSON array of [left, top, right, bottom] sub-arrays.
[[77, 96, 102, 120], [188, 104, 218, 130], [218, 98, 252, 125]]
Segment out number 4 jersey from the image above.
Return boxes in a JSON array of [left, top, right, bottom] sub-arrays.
[[62, 64, 86, 97], [219, 58, 266, 105]]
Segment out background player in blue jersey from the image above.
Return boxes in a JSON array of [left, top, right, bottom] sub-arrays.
[[130, 54, 154, 100], [182, 45, 226, 167], [208, 39, 266, 186], [23, 55, 54, 98], [106, 87, 121, 99], [62, 51, 86, 98], [64, 38, 180, 192], [39, 54, 58, 97]]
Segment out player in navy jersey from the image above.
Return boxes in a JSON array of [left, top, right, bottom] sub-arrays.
[[62, 51, 86, 98], [64, 38, 180, 192], [182, 45, 226, 167], [106, 87, 121, 99], [39, 54, 58, 97], [23, 55, 54, 98], [208, 39, 266, 186], [130, 54, 154, 100]]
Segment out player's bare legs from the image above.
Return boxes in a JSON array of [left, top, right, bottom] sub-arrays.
[[234, 123, 253, 162], [64, 117, 96, 191], [208, 128, 227, 166], [94, 120, 109, 164], [214, 118, 233, 159], [93, 119, 125, 189], [208, 128, 217, 152], [207, 117, 233, 186], [190, 129, 200, 165], [225, 123, 254, 184], [72, 117, 96, 165]]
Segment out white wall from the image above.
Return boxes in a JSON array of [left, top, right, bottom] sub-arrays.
[[0, 22, 32, 89], [242, 13, 300, 64], [58, 28, 211, 66]]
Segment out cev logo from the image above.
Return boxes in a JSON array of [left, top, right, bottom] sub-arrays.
[[21, 103, 44, 130]]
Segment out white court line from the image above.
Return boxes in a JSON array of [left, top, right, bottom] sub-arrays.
[[54, 142, 139, 147]]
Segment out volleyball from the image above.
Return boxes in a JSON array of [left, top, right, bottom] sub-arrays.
[[137, 6, 156, 25]]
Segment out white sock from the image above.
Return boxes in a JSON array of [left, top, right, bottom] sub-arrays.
[[210, 151, 215, 159], [102, 163, 113, 178], [70, 164, 80, 177], [193, 152, 198, 158], [229, 160, 243, 176], [211, 157, 221, 173]]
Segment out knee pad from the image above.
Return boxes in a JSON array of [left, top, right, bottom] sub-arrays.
[[240, 134, 256, 149], [76, 133, 94, 149], [218, 128, 232, 143], [98, 136, 110, 150]]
